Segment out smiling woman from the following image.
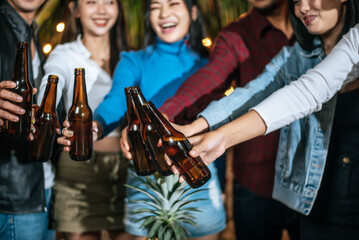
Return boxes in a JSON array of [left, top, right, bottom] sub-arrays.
[[36, 0, 130, 239], [149, 0, 196, 43]]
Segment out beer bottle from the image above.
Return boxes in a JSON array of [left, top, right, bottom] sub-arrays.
[[5, 41, 33, 139], [29, 75, 59, 162], [143, 101, 211, 188], [125, 87, 155, 176], [130, 87, 172, 176], [68, 68, 93, 161]]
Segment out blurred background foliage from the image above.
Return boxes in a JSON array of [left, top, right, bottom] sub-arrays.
[[36, 0, 249, 53]]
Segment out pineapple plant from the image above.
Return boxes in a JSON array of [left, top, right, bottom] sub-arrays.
[[125, 173, 207, 240]]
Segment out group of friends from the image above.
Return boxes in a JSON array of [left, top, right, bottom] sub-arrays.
[[0, 0, 358, 240]]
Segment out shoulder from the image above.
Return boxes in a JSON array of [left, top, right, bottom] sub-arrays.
[[46, 40, 87, 65], [119, 45, 155, 65], [50, 41, 78, 55]]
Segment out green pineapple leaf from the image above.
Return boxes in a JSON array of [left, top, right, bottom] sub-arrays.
[[126, 173, 207, 240]]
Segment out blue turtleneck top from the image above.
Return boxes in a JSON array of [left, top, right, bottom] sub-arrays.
[[94, 37, 208, 136]]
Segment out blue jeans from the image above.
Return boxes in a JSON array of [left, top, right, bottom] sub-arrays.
[[0, 188, 55, 240]]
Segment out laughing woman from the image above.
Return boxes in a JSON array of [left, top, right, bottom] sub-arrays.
[[92, 0, 225, 239]]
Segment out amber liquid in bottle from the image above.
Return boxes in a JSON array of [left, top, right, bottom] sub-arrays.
[[130, 87, 172, 176], [5, 42, 33, 139], [125, 87, 155, 176], [29, 75, 59, 162], [143, 101, 211, 188], [68, 68, 93, 161]]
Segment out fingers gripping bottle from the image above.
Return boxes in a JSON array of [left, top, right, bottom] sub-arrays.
[[5, 42, 33, 139]]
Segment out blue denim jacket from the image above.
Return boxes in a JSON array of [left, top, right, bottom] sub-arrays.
[[200, 41, 335, 215]]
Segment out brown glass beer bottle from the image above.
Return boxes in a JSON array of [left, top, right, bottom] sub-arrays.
[[143, 101, 211, 188], [130, 87, 172, 176], [5, 41, 33, 139], [29, 75, 59, 162], [68, 68, 93, 161], [125, 87, 155, 176]]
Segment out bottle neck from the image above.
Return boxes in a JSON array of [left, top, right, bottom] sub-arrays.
[[131, 92, 150, 125], [144, 102, 175, 137], [13, 43, 30, 86], [125, 88, 136, 124], [72, 72, 88, 107], [41, 79, 58, 113]]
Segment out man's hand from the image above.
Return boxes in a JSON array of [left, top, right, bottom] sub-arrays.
[[0, 81, 37, 126]]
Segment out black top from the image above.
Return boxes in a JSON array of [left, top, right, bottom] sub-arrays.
[[311, 87, 359, 225], [0, 0, 45, 214]]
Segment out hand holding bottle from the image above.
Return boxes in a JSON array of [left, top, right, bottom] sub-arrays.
[[120, 126, 132, 159], [0, 81, 38, 126], [57, 120, 100, 152]]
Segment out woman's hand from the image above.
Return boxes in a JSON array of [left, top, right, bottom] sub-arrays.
[[171, 117, 210, 137], [57, 120, 99, 151], [188, 130, 226, 166], [120, 126, 132, 159]]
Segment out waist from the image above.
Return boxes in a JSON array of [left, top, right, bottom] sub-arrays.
[[94, 136, 122, 152]]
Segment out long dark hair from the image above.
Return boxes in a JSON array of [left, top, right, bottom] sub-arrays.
[[288, 0, 359, 51], [61, 0, 128, 75], [143, 0, 208, 57]]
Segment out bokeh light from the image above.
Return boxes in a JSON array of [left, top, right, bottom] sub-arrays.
[[56, 22, 65, 32], [43, 44, 52, 54], [202, 37, 212, 48], [224, 86, 234, 96]]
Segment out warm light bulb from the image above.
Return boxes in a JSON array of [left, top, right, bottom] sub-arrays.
[[43, 44, 52, 54], [56, 22, 65, 32], [202, 37, 212, 48]]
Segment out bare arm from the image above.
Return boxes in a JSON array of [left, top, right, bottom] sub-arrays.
[[188, 110, 266, 165]]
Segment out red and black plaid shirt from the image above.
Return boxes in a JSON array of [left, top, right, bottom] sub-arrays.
[[160, 9, 295, 198]]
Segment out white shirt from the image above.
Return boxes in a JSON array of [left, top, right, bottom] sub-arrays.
[[38, 35, 120, 137], [253, 24, 359, 134], [32, 48, 55, 189]]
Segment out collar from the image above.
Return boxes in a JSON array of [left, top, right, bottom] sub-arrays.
[[1, 0, 33, 41], [154, 36, 188, 55], [249, 8, 274, 39], [300, 37, 325, 58], [73, 34, 91, 59]]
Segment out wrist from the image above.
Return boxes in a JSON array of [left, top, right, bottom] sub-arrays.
[[190, 117, 209, 136]]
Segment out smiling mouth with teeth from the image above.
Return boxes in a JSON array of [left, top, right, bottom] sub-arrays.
[[161, 23, 177, 29]]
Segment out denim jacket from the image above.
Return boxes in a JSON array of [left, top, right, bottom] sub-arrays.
[[200, 40, 334, 215]]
